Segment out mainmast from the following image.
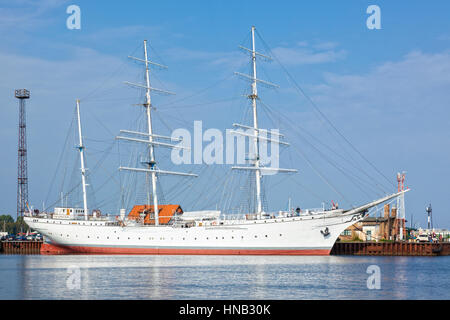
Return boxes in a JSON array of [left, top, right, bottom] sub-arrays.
[[232, 26, 297, 218], [143, 40, 159, 225], [76, 99, 88, 220], [118, 40, 197, 226]]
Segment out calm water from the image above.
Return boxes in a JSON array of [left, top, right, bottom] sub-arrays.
[[0, 255, 448, 300]]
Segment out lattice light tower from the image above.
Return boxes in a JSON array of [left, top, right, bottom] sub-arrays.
[[15, 89, 30, 219], [426, 204, 433, 230]]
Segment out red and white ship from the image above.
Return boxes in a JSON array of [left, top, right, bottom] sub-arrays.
[[24, 27, 406, 255]]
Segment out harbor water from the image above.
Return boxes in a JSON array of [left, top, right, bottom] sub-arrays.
[[0, 255, 448, 300]]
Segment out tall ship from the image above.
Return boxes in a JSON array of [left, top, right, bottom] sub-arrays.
[[24, 27, 407, 255]]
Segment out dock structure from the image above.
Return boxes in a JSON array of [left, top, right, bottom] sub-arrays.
[[1, 240, 449, 256], [331, 241, 450, 256], [0, 241, 42, 254]]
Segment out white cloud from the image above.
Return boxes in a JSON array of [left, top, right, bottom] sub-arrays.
[[0, 0, 68, 31], [312, 50, 450, 118], [270, 41, 346, 65]]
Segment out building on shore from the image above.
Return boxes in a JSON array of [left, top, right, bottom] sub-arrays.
[[339, 204, 406, 241]]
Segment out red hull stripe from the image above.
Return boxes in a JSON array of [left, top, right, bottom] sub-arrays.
[[41, 243, 330, 256]]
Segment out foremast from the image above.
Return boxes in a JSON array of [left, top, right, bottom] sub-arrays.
[[250, 26, 263, 217], [76, 99, 89, 220], [232, 26, 297, 219]]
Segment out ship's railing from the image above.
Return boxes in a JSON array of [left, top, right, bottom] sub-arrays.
[[25, 211, 118, 222], [220, 208, 327, 221]]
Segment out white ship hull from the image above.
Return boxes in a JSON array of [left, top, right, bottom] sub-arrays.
[[25, 210, 366, 255]]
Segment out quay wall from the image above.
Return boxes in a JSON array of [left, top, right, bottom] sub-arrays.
[[1, 240, 449, 256], [331, 241, 450, 256], [0, 241, 42, 254]]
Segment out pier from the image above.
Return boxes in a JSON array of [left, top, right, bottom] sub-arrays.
[[1, 240, 449, 256], [0, 241, 42, 254], [331, 241, 450, 256]]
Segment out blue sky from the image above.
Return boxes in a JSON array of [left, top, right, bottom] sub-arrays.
[[1, 0, 449, 228]]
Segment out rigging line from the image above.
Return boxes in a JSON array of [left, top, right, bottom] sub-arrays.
[[43, 177, 83, 212], [156, 174, 166, 205], [350, 198, 398, 241], [44, 108, 76, 208], [94, 192, 121, 211], [255, 29, 396, 190], [281, 117, 381, 199], [199, 173, 229, 210], [195, 166, 227, 210], [226, 171, 239, 214], [160, 96, 242, 110], [85, 105, 116, 137], [258, 99, 388, 194], [145, 41, 168, 69], [158, 73, 236, 108], [181, 164, 212, 208], [287, 174, 327, 204], [291, 140, 353, 207], [172, 175, 199, 205], [271, 107, 387, 198], [166, 175, 198, 207], [153, 109, 175, 134], [80, 43, 142, 102], [220, 168, 235, 214], [258, 101, 383, 198], [188, 165, 217, 209]]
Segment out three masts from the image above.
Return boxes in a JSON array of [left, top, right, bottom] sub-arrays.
[[23, 27, 408, 255]]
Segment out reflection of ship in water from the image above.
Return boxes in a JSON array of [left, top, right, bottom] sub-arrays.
[[24, 27, 406, 255]]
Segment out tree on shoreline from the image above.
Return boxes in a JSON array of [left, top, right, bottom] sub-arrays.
[[0, 215, 29, 235]]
